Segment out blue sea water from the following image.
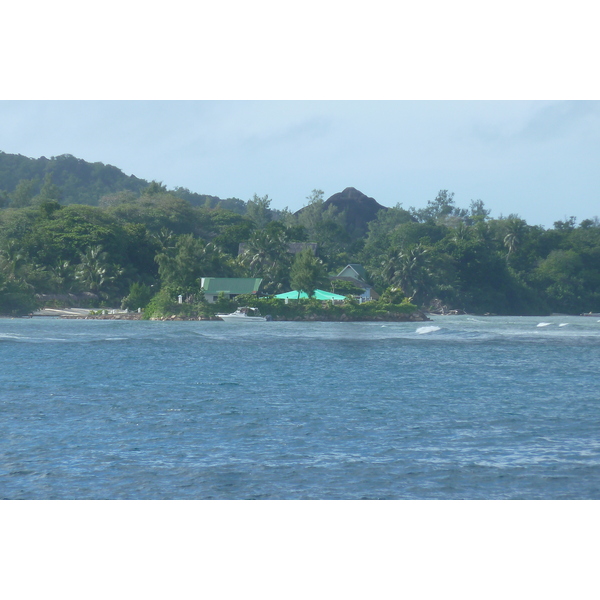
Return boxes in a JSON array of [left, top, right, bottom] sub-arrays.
[[1, 315, 599, 499]]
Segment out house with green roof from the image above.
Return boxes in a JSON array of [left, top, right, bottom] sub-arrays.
[[200, 277, 263, 303], [330, 264, 379, 302]]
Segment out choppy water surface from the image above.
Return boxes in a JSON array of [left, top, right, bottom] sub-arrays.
[[1, 315, 599, 499]]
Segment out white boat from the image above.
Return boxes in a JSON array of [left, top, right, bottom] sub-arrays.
[[216, 307, 269, 321]]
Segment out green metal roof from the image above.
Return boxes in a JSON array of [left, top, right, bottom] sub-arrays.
[[274, 289, 347, 300], [201, 277, 262, 295], [337, 264, 368, 280]]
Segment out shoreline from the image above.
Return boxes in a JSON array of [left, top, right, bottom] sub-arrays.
[[17, 307, 430, 322], [59, 313, 430, 322]]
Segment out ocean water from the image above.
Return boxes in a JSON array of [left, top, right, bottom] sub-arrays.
[[1, 315, 599, 499]]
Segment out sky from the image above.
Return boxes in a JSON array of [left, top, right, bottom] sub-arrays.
[[3, 3, 599, 230], [1, 99, 599, 228]]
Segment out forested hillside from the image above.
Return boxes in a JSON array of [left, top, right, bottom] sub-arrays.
[[1, 151, 599, 317], [0, 151, 240, 209]]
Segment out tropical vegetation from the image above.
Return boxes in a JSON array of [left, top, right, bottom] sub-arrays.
[[1, 151, 600, 318]]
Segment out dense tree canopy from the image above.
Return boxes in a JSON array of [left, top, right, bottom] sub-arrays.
[[289, 249, 329, 298], [1, 151, 599, 317]]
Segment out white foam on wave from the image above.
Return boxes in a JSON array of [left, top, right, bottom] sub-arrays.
[[416, 325, 441, 335], [559, 323, 569, 327], [537, 322, 552, 327]]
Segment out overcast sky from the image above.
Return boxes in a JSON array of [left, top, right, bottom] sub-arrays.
[[3, 3, 599, 229], [1, 100, 598, 227]]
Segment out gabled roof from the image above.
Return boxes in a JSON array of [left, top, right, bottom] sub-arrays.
[[337, 264, 368, 281], [200, 277, 262, 295]]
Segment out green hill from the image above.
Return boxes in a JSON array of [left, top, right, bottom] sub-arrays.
[[0, 151, 244, 210], [0, 151, 149, 205]]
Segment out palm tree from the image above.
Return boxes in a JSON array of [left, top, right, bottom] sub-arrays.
[[75, 245, 112, 294], [451, 222, 470, 243], [239, 229, 291, 293], [44, 260, 74, 293], [0, 240, 27, 279], [503, 218, 526, 261], [378, 244, 432, 304], [201, 242, 239, 278], [153, 227, 176, 251], [472, 220, 492, 244]]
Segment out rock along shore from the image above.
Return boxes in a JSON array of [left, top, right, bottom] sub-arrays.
[[60, 312, 430, 322], [28, 308, 430, 322]]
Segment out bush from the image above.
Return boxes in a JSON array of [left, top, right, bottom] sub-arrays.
[[140, 288, 420, 321], [143, 288, 177, 319], [142, 286, 214, 319], [121, 282, 154, 310], [228, 294, 418, 321], [379, 287, 407, 304]]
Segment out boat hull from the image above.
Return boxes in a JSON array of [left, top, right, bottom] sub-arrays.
[[216, 314, 267, 321], [216, 307, 269, 321]]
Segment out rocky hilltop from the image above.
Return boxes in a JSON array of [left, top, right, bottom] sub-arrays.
[[296, 187, 387, 238]]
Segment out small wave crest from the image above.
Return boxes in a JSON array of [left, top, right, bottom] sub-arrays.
[[537, 322, 552, 328], [0, 333, 27, 341], [416, 325, 441, 335]]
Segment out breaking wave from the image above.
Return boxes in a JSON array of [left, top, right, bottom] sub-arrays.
[[416, 325, 442, 335]]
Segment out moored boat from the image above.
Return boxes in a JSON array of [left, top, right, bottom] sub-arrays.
[[216, 307, 269, 321]]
